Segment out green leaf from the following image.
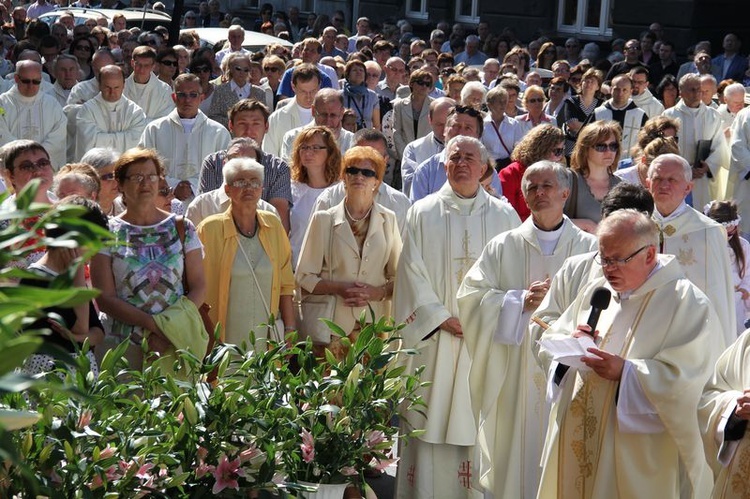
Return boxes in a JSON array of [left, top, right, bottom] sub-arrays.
[[321, 319, 346, 339], [0, 336, 43, 375]]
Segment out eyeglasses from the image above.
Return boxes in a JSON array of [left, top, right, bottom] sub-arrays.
[[124, 173, 160, 183], [345, 166, 378, 178], [413, 79, 432, 87], [594, 245, 650, 268], [233, 66, 250, 73], [263, 66, 280, 73], [551, 147, 565, 156], [592, 142, 619, 153], [160, 59, 178, 67], [175, 91, 201, 99], [16, 158, 51, 172], [158, 186, 172, 196], [192, 66, 211, 74], [19, 78, 42, 85], [632, 79, 648, 85], [526, 97, 545, 104], [454, 105, 483, 118], [100, 172, 116, 181], [366, 73, 380, 78], [386, 65, 405, 73], [74, 45, 92, 52], [299, 144, 327, 152], [229, 179, 263, 189]]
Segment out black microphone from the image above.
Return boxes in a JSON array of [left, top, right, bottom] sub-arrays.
[[553, 287, 611, 385]]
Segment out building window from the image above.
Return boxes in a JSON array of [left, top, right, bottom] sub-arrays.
[[557, 0, 613, 37], [455, 0, 480, 23], [407, 0, 428, 20]]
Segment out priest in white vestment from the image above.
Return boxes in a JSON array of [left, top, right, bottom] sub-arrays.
[[647, 153, 736, 347], [123, 46, 175, 122], [663, 74, 728, 209], [139, 74, 230, 195], [75, 65, 147, 161], [592, 74, 647, 160], [457, 161, 597, 499], [0, 61, 67, 168], [393, 136, 521, 499], [699, 330, 750, 499], [729, 106, 750, 235], [535, 209, 720, 499], [45, 54, 79, 108]]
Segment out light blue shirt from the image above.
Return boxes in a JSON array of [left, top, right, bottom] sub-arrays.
[[454, 50, 489, 66], [410, 151, 502, 202]]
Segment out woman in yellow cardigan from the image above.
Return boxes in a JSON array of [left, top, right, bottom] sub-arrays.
[[197, 157, 296, 348]]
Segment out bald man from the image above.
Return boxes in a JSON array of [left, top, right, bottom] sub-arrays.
[[0, 60, 67, 168], [75, 65, 147, 160], [66, 48, 115, 106]]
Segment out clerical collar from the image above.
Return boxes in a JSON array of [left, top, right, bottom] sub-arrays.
[[654, 201, 688, 224], [533, 220, 564, 256], [609, 99, 631, 111], [533, 218, 564, 232], [454, 188, 478, 200], [179, 116, 198, 133]]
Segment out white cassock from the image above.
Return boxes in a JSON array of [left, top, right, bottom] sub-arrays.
[[75, 94, 147, 161], [456, 218, 596, 499], [663, 101, 728, 208], [653, 202, 736, 347], [46, 81, 71, 108], [139, 109, 230, 192], [123, 74, 175, 122], [699, 329, 750, 499], [0, 87, 67, 168], [393, 183, 521, 499], [66, 79, 99, 106], [729, 107, 750, 235], [64, 79, 100, 162], [535, 255, 719, 499], [262, 99, 313, 158]]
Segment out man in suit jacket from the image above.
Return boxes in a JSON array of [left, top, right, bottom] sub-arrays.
[[712, 33, 748, 82]]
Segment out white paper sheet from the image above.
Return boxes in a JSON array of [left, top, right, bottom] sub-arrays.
[[537, 335, 598, 371]]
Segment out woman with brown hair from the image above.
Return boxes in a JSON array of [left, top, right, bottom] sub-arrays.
[[392, 68, 434, 156], [557, 68, 605, 157], [533, 41, 557, 70], [289, 126, 342, 264], [342, 59, 380, 130], [615, 136, 680, 187], [563, 120, 623, 233], [296, 146, 401, 359], [500, 124, 565, 220]]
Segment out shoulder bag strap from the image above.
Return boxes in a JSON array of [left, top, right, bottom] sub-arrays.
[[490, 120, 512, 156], [176, 216, 189, 293]]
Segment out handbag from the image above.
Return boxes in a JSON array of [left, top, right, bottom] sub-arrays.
[[235, 231, 285, 343], [175, 216, 216, 357], [297, 216, 337, 345]]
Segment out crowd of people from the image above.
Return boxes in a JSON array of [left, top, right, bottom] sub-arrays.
[[4, 2, 750, 498]]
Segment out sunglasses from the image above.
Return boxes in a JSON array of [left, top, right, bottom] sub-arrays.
[[593, 142, 619, 153], [263, 66, 280, 73], [160, 60, 178, 67], [16, 158, 51, 172], [175, 91, 201, 99], [158, 186, 172, 196], [74, 45, 92, 52], [233, 66, 250, 73], [345, 166, 378, 178], [454, 105, 482, 118], [414, 79, 432, 87], [526, 97, 545, 104], [192, 66, 211, 74], [19, 78, 42, 85], [299, 144, 327, 152], [100, 172, 116, 181], [551, 147, 565, 156]]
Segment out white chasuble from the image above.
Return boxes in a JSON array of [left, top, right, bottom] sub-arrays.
[[699, 330, 750, 499], [537, 255, 719, 499], [457, 218, 596, 499], [124, 74, 175, 121], [654, 204, 736, 347], [394, 183, 520, 499], [75, 94, 147, 161]]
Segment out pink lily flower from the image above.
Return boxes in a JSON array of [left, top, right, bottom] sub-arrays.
[[212, 454, 244, 494]]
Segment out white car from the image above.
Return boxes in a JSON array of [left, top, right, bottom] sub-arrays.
[[38, 7, 172, 31], [183, 27, 292, 52]]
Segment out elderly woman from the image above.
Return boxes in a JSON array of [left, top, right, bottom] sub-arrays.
[[557, 68, 605, 157], [289, 126, 342, 264], [91, 148, 207, 369], [392, 68, 434, 156], [500, 124, 565, 220], [342, 59, 381, 130], [260, 54, 285, 111], [198, 158, 295, 347], [81, 148, 121, 217], [53, 165, 100, 200], [207, 52, 267, 129], [296, 146, 401, 359], [460, 81, 488, 110], [517, 84, 555, 133], [563, 120, 623, 233]]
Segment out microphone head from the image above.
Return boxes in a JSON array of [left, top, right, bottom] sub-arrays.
[[590, 287, 612, 310]]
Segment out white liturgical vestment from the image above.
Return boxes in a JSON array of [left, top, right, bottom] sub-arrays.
[[457, 217, 596, 499], [76, 94, 147, 160], [536, 255, 720, 499], [124, 74, 174, 121], [0, 87, 67, 168], [393, 183, 520, 499]]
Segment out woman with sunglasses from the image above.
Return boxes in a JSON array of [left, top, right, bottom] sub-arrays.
[[563, 120, 623, 233], [517, 85, 556, 133], [80, 148, 121, 217], [288, 126, 341, 264], [91, 148, 207, 370], [392, 68, 434, 157], [207, 52, 266, 129], [198, 157, 295, 349], [557, 68, 605, 158], [296, 146, 401, 360], [341, 59, 381, 132], [68, 35, 94, 80], [500, 124, 565, 220], [260, 54, 285, 111], [189, 57, 216, 114], [155, 47, 179, 87], [532, 41, 557, 70]]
